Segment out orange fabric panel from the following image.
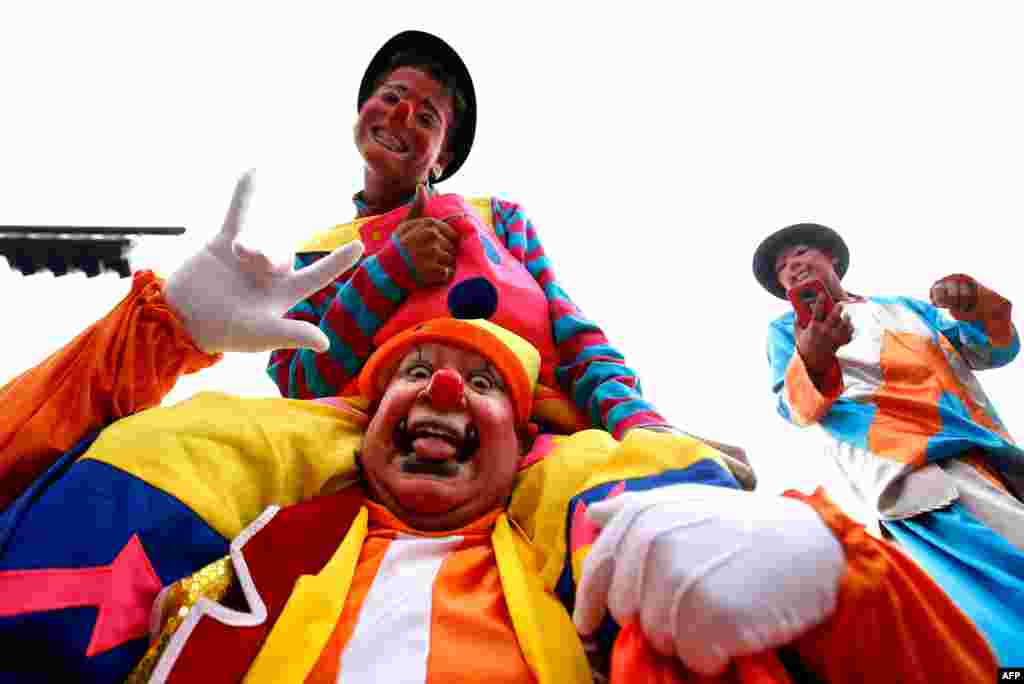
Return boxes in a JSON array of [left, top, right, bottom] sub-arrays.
[[305, 528, 392, 684], [783, 488, 998, 684], [865, 330, 942, 465], [783, 353, 841, 427], [610, 620, 793, 684], [425, 530, 534, 684], [0, 270, 220, 509], [868, 331, 1003, 464], [306, 502, 531, 684]]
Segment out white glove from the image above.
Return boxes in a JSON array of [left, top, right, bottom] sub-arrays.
[[572, 484, 845, 677], [164, 173, 364, 354]]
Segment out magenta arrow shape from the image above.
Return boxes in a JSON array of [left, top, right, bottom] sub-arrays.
[[0, 534, 163, 656]]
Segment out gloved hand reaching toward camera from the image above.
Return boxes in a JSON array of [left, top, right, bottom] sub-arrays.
[[164, 173, 364, 354], [573, 484, 846, 677]]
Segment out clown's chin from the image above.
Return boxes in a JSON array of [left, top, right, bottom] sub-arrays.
[[393, 481, 466, 511]]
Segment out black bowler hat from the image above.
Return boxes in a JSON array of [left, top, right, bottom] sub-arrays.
[[752, 223, 850, 299], [358, 30, 477, 184]]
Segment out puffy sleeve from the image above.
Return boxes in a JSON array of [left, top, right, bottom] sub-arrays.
[[783, 488, 998, 684], [0, 270, 221, 508], [767, 311, 842, 427]]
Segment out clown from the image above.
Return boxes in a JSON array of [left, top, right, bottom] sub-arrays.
[[754, 221, 1024, 666], [258, 30, 752, 483]]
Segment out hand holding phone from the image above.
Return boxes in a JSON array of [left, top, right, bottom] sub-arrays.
[[788, 279, 834, 328], [789, 280, 852, 386]]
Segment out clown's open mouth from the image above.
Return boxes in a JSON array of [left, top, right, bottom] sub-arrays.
[[371, 128, 409, 155], [393, 418, 480, 475]]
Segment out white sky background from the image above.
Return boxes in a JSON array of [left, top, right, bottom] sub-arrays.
[[2, 2, 1021, 521]]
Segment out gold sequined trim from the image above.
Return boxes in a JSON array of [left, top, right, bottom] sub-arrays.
[[124, 557, 235, 683]]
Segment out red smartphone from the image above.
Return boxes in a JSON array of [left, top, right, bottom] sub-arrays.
[[788, 279, 834, 328]]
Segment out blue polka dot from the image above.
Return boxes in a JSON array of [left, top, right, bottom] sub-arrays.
[[448, 277, 499, 319], [479, 231, 501, 265]]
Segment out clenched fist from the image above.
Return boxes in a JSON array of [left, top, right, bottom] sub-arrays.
[[393, 184, 463, 287], [930, 274, 979, 317]]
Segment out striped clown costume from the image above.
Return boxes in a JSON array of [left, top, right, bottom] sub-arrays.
[[267, 190, 668, 441]]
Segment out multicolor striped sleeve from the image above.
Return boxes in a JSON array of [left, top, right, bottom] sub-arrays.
[[267, 239, 418, 399], [490, 198, 667, 439], [767, 312, 842, 427], [901, 287, 1020, 371]]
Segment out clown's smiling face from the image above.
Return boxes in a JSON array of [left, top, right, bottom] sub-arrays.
[[774, 244, 844, 299], [360, 342, 524, 531], [355, 67, 454, 191]]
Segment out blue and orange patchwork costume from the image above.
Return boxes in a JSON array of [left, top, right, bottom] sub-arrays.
[[768, 274, 1024, 665]]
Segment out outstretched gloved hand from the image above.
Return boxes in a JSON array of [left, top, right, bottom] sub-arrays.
[[164, 173, 364, 354], [573, 484, 846, 677]]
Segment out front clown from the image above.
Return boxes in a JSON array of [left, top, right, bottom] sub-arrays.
[[357, 319, 538, 532], [128, 319, 590, 682], [111, 319, 999, 684]]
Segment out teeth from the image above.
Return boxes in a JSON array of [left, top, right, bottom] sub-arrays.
[[394, 418, 480, 464], [373, 129, 407, 152], [414, 430, 456, 444]]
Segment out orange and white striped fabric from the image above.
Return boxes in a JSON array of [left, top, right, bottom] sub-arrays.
[[306, 501, 535, 684]]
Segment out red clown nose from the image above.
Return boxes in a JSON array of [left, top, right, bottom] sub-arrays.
[[389, 100, 413, 125], [425, 368, 465, 410]]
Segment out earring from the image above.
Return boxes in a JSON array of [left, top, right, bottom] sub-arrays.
[[430, 167, 443, 183]]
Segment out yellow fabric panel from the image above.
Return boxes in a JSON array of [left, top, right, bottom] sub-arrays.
[[491, 514, 592, 684], [238, 507, 590, 683], [532, 388, 590, 434], [298, 219, 369, 253], [508, 429, 731, 589], [297, 196, 494, 253], [82, 392, 365, 540], [466, 196, 495, 233], [245, 507, 369, 684]]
